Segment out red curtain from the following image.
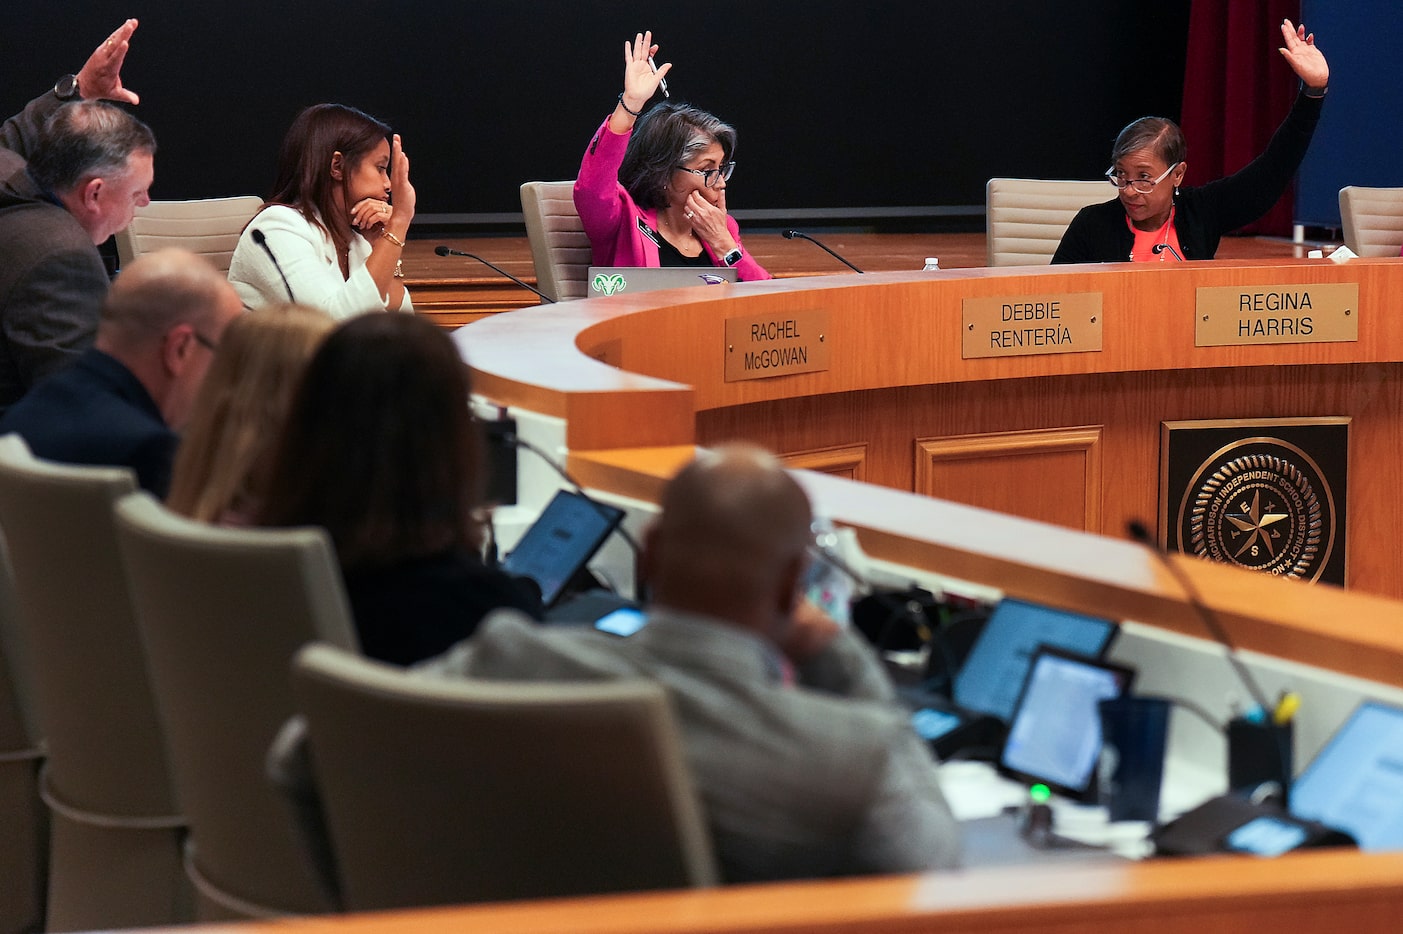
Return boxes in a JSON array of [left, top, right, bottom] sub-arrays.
[[1179, 0, 1301, 236]]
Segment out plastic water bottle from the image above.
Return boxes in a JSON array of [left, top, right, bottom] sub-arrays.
[[923, 257, 940, 271], [805, 517, 855, 625]]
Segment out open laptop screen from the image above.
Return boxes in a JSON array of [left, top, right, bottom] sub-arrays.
[[1291, 701, 1403, 851], [955, 598, 1117, 722]]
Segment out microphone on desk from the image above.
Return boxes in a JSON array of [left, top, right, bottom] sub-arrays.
[[1126, 520, 1292, 802], [488, 419, 640, 558], [781, 229, 865, 274], [1152, 243, 1186, 263], [251, 229, 295, 302], [434, 245, 555, 304]]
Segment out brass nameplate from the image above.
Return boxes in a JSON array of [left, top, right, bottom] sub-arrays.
[[961, 293, 1103, 359], [724, 309, 831, 382], [1195, 283, 1358, 347]]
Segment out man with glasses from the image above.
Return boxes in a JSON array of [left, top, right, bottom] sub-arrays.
[[0, 249, 241, 496], [1052, 19, 1328, 264]]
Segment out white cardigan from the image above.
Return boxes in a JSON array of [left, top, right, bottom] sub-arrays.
[[227, 204, 412, 318]]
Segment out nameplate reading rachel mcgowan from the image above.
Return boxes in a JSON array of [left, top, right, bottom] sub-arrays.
[[1194, 283, 1358, 347], [724, 309, 831, 382], [960, 293, 1103, 360]]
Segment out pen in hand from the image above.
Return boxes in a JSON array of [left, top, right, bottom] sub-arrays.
[[649, 55, 669, 98]]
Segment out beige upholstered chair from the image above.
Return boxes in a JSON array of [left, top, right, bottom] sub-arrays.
[[985, 178, 1110, 266], [114, 493, 358, 920], [0, 435, 187, 932], [1338, 186, 1403, 258], [521, 180, 591, 301], [291, 642, 717, 911], [0, 534, 45, 934], [114, 195, 263, 272]]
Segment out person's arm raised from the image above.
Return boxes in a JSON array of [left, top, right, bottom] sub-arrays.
[[77, 18, 142, 103], [1278, 18, 1329, 93], [358, 134, 415, 310], [609, 30, 671, 134]]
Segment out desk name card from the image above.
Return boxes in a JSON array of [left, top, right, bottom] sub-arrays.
[[724, 309, 831, 382], [1195, 283, 1358, 347], [961, 292, 1103, 359]]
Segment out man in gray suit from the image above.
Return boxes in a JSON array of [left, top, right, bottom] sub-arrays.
[[430, 445, 961, 882], [0, 19, 153, 414]]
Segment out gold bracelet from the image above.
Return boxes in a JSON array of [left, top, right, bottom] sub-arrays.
[[381, 229, 406, 248], [393, 259, 405, 279]]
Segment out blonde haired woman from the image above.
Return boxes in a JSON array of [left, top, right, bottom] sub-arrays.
[[166, 303, 333, 523]]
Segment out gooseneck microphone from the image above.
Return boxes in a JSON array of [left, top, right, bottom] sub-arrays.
[[250, 229, 295, 302], [1126, 521, 1273, 714], [781, 229, 865, 273], [434, 245, 555, 304], [1152, 243, 1186, 262]]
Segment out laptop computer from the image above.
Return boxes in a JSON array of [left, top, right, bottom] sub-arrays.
[[500, 490, 625, 608], [1290, 700, 1403, 850], [904, 597, 1119, 759], [997, 647, 1136, 801], [586, 266, 738, 297]]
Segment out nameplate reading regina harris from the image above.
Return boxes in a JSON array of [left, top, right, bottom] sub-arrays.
[[724, 309, 830, 382], [962, 293, 1103, 360], [1195, 283, 1358, 347]]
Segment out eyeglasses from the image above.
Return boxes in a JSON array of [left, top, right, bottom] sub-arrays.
[[1105, 162, 1179, 193], [192, 330, 220, 353], [674, 162, 736, 188]]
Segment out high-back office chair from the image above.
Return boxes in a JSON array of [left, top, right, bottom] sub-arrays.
[[114, 493, 358, 920], [0, 435, 186, 932], [520, 180, 591, 301], [0, 534, 45, 934], [985, 178, 1110, 266], [291, 642, 717, 911], [114, 195, 263, 273], [1338, 186, 1403, 258]]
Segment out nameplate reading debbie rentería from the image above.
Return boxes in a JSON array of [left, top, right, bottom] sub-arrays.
[[724, 309, 831, 382], [961, 293, 1103, 360], [1194, 283, 1358, 347]]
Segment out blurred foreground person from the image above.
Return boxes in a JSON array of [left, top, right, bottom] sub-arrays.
[[166, 303, 333, 523], [256, 313, 541, 664], [424, 444, 960, 881]]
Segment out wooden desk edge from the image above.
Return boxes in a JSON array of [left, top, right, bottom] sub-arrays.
[[146, 849, 1403, 933]]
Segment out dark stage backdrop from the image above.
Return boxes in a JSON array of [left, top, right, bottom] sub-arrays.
[[2, 2, 1188, 226]]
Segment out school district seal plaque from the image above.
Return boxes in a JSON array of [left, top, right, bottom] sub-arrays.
[[1161, 420, 1347, 586]]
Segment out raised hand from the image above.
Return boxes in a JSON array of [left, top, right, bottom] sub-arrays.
[[387, 134, 416, 228], [1279, 19, 1329, 90], [77, 19, 141, 104], [621, 30, 671, 114]]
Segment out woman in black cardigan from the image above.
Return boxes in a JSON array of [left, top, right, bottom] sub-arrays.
[[1053, 19, 1329, 265]]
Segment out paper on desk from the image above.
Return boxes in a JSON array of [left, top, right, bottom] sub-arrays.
[[936, 761, 1027, 820]]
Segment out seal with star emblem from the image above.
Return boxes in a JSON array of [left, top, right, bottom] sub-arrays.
[[1176, 438, 1336, 582]]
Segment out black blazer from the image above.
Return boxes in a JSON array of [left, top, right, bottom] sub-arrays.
[[0, 349, 176, 496]]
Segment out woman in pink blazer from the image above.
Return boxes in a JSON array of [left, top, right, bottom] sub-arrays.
[[573, 31, 770, 282]]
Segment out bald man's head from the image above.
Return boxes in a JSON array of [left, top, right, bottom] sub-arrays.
[[96, 248, 243, 428], [645, 445, 813, 637], [99, 248, 235, 351]]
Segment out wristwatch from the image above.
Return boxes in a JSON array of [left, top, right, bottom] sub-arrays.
[[53, 74, 81, 101], [721, 247, 743, 267]]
